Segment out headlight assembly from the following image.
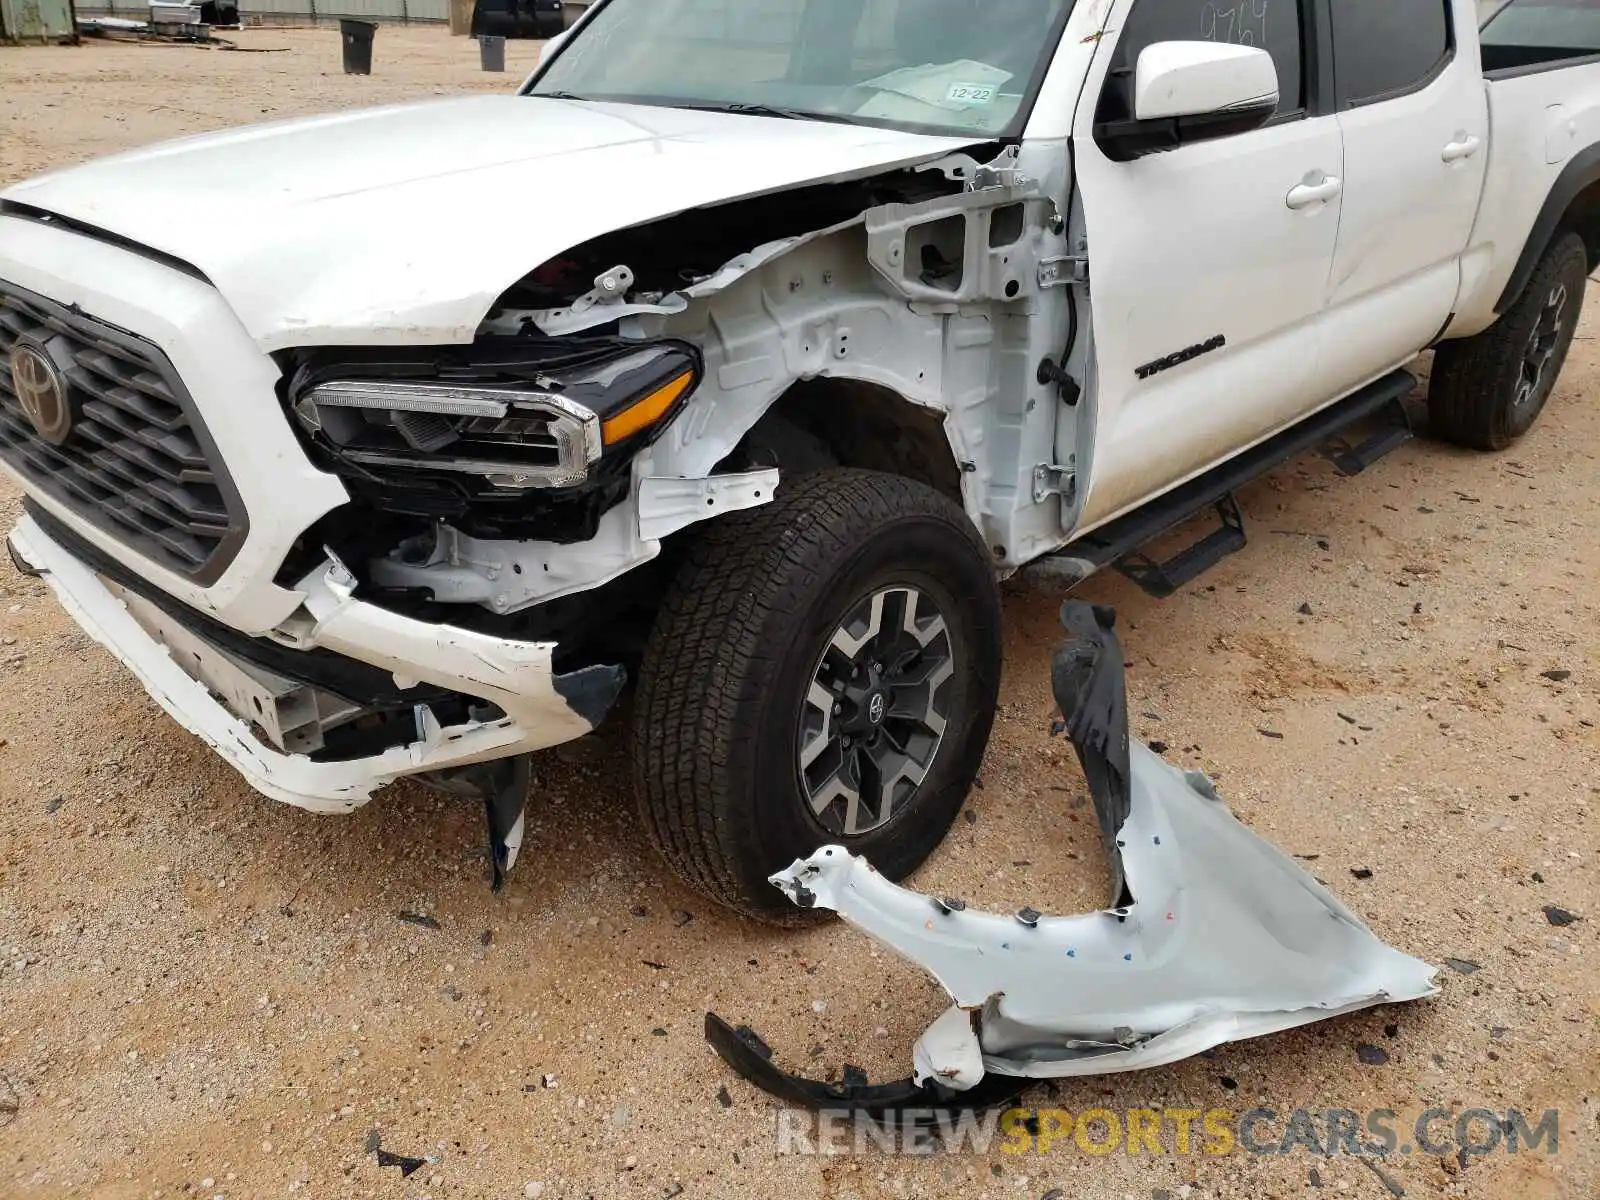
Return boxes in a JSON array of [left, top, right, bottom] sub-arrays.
[[296, 380, 602, 489], [290, 342, 700, 493]]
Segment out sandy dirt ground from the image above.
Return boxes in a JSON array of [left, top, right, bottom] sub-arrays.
[[0, 25, 1596, 1200]]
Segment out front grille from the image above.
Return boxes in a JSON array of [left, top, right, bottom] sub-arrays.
[[0, 278, 246, 583]]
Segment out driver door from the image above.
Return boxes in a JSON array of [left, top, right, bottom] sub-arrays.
[[1071, 0, 1344, 530]]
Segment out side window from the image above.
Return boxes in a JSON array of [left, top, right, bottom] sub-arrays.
[[1097, 0, 1305, 124], [1480, 0, 1600, 74], [1330, 0, 1452, 106]]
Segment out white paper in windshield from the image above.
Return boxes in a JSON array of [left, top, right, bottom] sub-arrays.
[[862, 60, 1014, 111]]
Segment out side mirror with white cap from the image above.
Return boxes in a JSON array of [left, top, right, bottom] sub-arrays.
[[1099, 41, 1280, 162]]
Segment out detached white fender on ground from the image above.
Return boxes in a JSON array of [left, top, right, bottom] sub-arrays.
[[710, 602, 1437, 1109], [771, 744, 1438, 1088]]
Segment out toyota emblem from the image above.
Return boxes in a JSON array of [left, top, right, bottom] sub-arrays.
[[8, 342, 72, 446]]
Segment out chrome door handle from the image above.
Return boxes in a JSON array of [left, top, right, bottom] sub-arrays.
[[1443, 134, 1483, 163], [1286, 175, 1342, 210]]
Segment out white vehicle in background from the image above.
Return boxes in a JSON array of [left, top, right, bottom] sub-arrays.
[[2, 0, 1598, 917]]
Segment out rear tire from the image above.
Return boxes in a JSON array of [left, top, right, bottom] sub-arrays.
[[631, 469, 1001, 922], [1429, 231, 1587, 450]]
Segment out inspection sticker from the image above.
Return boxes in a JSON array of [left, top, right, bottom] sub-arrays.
[[946, 82, 997, 105]]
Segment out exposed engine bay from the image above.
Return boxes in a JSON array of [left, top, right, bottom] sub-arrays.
[[492, 168, 965, 315], [266, 145, 1054, 673]]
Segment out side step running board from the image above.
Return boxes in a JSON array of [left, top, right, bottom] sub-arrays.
[[1054, 369, 1416, 597], [1114, 492, 1246, 599], [1318, 394, 1414, 476]]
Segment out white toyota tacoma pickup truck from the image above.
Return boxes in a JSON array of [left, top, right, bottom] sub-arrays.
[[3, 0, 1597, 916]]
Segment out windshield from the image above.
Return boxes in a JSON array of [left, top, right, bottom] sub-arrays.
[[527, 0, 1076, 138]]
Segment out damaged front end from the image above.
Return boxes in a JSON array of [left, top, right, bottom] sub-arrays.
[[707, 601, 1438, 1119], [280, 337, 702, 573]]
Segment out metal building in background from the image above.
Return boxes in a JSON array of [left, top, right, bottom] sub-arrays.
[[70, 0, 449, 24], [69, 0, 595, 25]]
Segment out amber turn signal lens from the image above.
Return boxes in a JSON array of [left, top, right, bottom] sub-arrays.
[[601, 371, 695, 445]]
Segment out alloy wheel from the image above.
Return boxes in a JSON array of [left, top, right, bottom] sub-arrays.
[[1516, 282, 1569, 410], [797, 586, 955, 837]]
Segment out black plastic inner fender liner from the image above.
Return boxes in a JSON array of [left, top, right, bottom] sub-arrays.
[[1051, 601, 1133, 908]]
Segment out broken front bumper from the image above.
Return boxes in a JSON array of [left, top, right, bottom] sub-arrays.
[[8, 513, 623, 815]]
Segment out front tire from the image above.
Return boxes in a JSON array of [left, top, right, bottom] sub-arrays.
[[1429, 231, 1588, 450], [631, 469, 1002, 922]]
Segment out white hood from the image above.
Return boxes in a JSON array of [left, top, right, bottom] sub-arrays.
[[2, 96, 980, 352]]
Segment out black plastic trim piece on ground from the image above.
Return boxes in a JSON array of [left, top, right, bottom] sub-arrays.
[[5, 535, 41, 578], [703, 1014, 1029, 1125]]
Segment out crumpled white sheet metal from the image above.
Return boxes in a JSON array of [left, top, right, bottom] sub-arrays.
[[767, 604, 1438, 1091], [523, 214, 866, 336]]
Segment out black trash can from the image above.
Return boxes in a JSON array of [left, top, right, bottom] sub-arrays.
[[340, 19, 377, 76], [479, 34, 506, 72]]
